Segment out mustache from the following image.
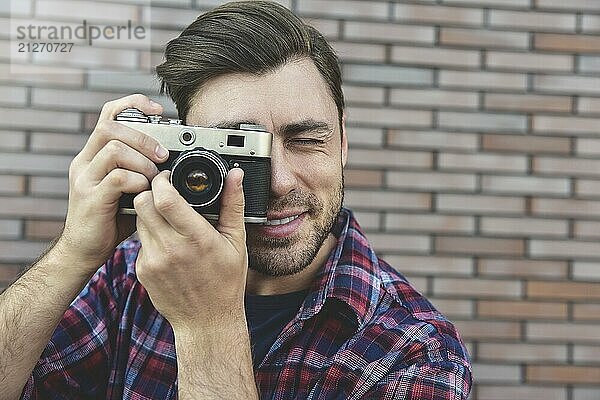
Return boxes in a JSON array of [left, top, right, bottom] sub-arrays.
[[267, 190, 322, 213]]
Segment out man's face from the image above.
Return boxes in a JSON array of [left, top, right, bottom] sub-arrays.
[[186, 58, 348, 277]]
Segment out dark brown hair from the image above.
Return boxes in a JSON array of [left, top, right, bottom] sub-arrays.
[[156, 1, 344, 128]]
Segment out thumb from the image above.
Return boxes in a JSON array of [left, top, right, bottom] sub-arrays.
[[216, 168, 246, 248]]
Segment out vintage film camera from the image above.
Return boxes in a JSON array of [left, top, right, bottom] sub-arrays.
[[115, 108, 272, 223]]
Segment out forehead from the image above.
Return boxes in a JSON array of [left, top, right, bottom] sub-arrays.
[[186, 58, 337, 130]]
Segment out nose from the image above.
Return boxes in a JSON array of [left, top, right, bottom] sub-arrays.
[[269, 138, 298, 199]]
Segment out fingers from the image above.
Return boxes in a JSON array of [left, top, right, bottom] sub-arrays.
[[79, 119, 169, 165], [86, 139, 159, 184], [96, 169, 151, 204], [216, 168, 246, 247], [134, 190, 171, 239], [99, 93, 163, 123]]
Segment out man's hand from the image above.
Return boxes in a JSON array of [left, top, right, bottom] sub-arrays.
[[133, 168, 248, 330], [60, 94, 169, 271]]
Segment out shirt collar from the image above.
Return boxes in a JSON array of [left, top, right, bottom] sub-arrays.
[[297, 208, 383, 330]]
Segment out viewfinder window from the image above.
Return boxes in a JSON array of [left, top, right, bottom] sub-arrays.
[[227, 135, 245, 147]]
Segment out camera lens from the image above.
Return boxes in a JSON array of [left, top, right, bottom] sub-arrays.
[[170, 148, 228, 208]]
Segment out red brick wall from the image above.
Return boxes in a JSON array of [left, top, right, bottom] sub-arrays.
[[2, 1, 600, 398]]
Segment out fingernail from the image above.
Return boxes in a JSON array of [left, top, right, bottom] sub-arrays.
[[155, 144, 168, 159]]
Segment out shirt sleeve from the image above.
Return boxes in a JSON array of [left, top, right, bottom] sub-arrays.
[[20, 247, 130, 399]]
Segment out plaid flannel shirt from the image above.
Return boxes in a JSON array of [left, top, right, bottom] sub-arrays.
[[21, 208, 472, 399]]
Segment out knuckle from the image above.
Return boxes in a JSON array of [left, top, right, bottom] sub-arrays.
[[133, 190, 152, 210], [105, 139, 126, 156], [107, 169, 127, 187], [136, 131, 153, 152]]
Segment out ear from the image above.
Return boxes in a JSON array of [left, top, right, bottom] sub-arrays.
[[341, 113, 348, 168]]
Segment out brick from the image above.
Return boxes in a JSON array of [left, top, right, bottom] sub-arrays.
[[485, 93, 572, 113], [343, 65, 432, 86], [347, 148, 431, 169], [479, 258, 568, 279], [387, 131, 479, 151], [439, 112, 527, 133], [0, 219, 21, 239], [344, 22, 434, 44], [297, 0, 388, 20], [479, 343, 567, 362], [576, 179, 600, 198], [472, 363, 520, 383], [352, 211, 380, 230], [32, 88, 126, 111], [482, 133, 571, 154], [344, 190, 431, 211], [530, 239, 600, 259], [440, 28, 528, 49], [575, 220, 600, 238], [25, 220, 64, 240], [486, 51, 573, 72], [0, 130, 26, 151], [343, 85, 385, 105], [478, 385, 567, 400], [146, 6, 200, 28], [0, 175, 26, 195], [346, 127, 384, 147], [534, 75, 600, 95], [428, 298, 473, 318], [0, 197, 67, 218], [302, 18, 339, 39], [437, 194, 525, 215], [0, 86, 27, 106], [391, 46, 480, 69], [535, 33, 600, 53], [527, 321, 600, 342], [439, 70, 527, 90], [573, 388, 600, 400], [0, 153, 73, 175], [536, 115, 600, 136], [439, 153, 528, 173], [582, 15, 600, 33], [385, 213, 475, 233], [579, 56, 600, 73], [344, 169, 383, 188], [368, 233, 430, 253], [534, 157, 600, 177], [0, 240, 50, 263], [480, 216, 569, 237], [573, 262, 600, 281], [36, 0, 140, 23], [384, 255, 473, 276], [576, 138, 600, 156], [489, 10, 576, 32], [29, 177, 69, 197], [33, 46, 138, 70], [386, 171, 477, 191], [574, 304, 600, 321], [443, 0, 530, 6], [453, 320, 521, 340], [536, 0, 600, 11], [479, 300, 568, 320], [390, 89, 478, 109], [436, 237, 525, 257], [0, 0, 32, 16], [88, 71, 159, 92], [394, 4, 483, 26], [533, 198, 600, 218], [30, 133, 87, 154], [346, 107, 431, 128], [527, 365, 600, 385], [482, 175, 570, 196], [577, 97, 600, 115], [573, 345, 600, 363], [0, 108, 80, 132], [528, 281, 600, 300], [0, 64, 84, 87], [331, 42, 386, 63]]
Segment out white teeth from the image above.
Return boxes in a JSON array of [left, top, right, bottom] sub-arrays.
[[265, 214, 300, 226]]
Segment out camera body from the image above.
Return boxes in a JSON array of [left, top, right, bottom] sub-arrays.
[[116, 108, 272, 224]]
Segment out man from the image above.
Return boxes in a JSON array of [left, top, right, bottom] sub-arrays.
[[0, 1, 472, 399]]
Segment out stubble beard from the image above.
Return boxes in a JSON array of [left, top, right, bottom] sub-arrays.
[[246, 174, 344, 277]]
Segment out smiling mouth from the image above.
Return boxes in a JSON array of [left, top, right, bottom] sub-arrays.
[[263, 214, 301, 226]]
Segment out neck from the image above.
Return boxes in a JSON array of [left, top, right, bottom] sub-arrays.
[[245, 234, 337, 295]]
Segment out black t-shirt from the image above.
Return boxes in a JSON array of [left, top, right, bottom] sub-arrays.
[[245, 289, 308, 368]]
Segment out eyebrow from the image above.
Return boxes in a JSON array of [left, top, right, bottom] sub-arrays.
[[208, 119, 334, 137]]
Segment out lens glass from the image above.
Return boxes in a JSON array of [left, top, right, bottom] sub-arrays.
[[185, 170, 210, 193]]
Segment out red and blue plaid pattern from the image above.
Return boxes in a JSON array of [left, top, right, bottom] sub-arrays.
[[22, 208, 472, 399]]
